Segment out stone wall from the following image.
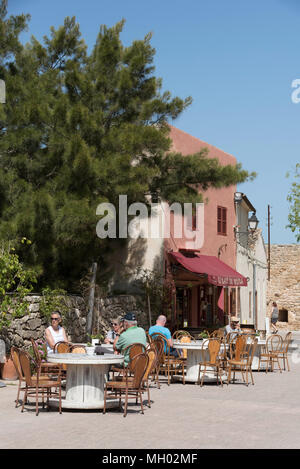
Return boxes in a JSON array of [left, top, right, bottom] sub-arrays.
[[1, 295, 87, 352], [0, 293, 148, 353], [267, 244, 300, 330]]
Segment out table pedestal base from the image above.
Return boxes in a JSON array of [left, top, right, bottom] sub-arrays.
[[48, 362, 120, 410]]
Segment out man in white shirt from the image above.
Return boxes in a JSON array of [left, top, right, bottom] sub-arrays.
[[225, 316, 242, 336]]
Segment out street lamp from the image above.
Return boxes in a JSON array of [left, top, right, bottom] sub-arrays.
[[248, 212, 259, 231], [234, 211, 260, 330]]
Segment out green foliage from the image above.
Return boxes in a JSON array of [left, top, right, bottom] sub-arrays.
[[0, 2, 255, 290], [287, 164, 300, 242], [38, 287, 69, 322], [128, 267, 174, 325], [0, 240, 37, 331]]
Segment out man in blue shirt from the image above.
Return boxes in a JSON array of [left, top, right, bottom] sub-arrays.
[[149, 315, 179, 357]]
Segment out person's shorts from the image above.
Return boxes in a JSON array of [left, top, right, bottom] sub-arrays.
[[271, 317, 278, 324]]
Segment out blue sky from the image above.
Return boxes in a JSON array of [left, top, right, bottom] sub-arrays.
[[7, 0, 300, 244]]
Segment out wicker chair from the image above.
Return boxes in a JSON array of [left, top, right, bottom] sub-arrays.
[[30, 338, 61, 376], [54, 341, 72, 353], [150, 335, 165, 388], [151, 332, 185, 385], [172, 330, 194, 340], [18, 349, 62, 415], [197, 338, 224, 387], [112, 343, 146, 379], [277, 332, 292, 371], [103, 352, 149, 417], [227, 336, 258, 386], [11, 347, 28, 408], [210, 328, 226, 339], [258, 334, 283, 373], [70, 345, 86, 354], [115, 344, 158, 407]]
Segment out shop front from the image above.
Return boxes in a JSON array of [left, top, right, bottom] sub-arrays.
[[168, 251, 247, 333]]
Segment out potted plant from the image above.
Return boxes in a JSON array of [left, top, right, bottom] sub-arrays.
[[198, 331, 209, 340], [86, 341, 95, 355], [91, 333, 105, 346]]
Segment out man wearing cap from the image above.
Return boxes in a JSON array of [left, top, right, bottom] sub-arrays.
[[225, 316, 242, 336], [114, 312, 147, 367]]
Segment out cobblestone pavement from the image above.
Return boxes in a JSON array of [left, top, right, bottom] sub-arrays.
[[1, 344, 300, 449]]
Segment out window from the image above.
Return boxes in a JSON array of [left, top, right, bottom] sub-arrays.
[[217, 206, 227, 235]]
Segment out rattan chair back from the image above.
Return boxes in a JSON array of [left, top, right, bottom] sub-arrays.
[[71, 345, 86, 353], [144, 345, 157, 381], [55, 341, 71, 353], [30, 338, 43, 367], [172, 330, 194, 340], [210, 329, 225, 339], [282, 332, 292, 353], [267, 334, 283, 353], [151, 332, 169, 355], [18, 349, 35, 386], [179, 335, 191, 358], [230, 334, 247, 361], [202, 338, 221, 364], [131, 352, 149, 389], [11, 347, 23, 380], [151, 336, 164, 364]]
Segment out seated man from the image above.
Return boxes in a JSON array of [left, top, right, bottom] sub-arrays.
[[114, 312, 147, 368], [225, 316, 242, 336], [149, 315, 179, 357]]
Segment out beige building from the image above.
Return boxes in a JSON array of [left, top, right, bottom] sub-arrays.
[[267, 244, 300, 330]]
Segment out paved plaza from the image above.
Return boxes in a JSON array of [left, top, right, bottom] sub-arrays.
[[1, 336, 300, 450]]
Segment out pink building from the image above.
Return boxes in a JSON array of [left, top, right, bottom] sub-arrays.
[[165, 126, 247, 332]]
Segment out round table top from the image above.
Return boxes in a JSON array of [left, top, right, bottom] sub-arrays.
[[173, 340, 204, 350], [47, 353, 124, 365], [173, 338, 266, 350]]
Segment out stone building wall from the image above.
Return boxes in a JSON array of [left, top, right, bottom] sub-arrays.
[[0, 293, 148, 353], [267, 244, 300, 330]]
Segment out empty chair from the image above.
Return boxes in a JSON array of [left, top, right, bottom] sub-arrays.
[[10, 347, 27, 407], [227, 337, 258, 386], [258, 334, 283, 373], [277, 332, 292, 371], [30, 338, 61, 376], [18, 349, 62, 416], [197, 338, 224, 387]]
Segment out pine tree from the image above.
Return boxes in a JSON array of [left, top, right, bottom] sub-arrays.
[[0, 3, 255, 289]]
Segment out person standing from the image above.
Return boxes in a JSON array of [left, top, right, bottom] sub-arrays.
[[45, 312, 68, 354], [271, 302, 279, 334]]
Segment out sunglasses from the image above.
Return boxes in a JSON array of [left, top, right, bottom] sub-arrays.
[[111, 323, 118, 326], [51, 317, 60, 321]]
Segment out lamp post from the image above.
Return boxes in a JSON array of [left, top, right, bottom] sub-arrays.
[[234, 211, 260, 329]]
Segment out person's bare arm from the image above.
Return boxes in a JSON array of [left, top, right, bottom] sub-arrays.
[[62, 328, 68, 342], [45, 328, 55, 350]]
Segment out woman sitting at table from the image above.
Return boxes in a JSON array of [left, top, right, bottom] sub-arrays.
[[104, 317, 123, 344], [45, 311, 69, 354]]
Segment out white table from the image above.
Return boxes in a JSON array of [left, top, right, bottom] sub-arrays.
[[47, 353, 124, 409], [251, 339, 267, 370], [173, 340, 227, 383]]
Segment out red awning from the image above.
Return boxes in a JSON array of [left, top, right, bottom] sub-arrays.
[[169, 251, 247, 287]]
